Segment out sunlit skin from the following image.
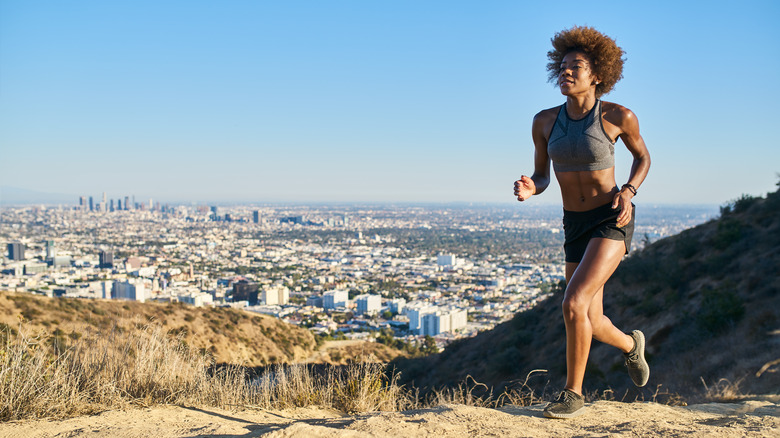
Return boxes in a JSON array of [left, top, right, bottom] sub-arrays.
[[513, 50, 651, 396]]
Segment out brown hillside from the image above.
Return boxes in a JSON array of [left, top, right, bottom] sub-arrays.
[[0, 294, 315, 366], [393, 185, 780, 401]]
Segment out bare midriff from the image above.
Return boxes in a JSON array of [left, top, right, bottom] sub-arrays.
[[555, 167, 620, 211]]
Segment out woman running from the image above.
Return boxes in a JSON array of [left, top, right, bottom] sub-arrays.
[[513, 26, 651, 419]]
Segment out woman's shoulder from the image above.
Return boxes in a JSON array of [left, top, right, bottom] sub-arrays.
[[601, 100, 638, 127], [533, 105, 561, 124]]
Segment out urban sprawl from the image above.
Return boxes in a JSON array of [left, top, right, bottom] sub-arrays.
[[1, 195, 716, 348]]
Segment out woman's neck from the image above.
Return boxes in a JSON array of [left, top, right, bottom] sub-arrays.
[[565, 95, 597, 119]]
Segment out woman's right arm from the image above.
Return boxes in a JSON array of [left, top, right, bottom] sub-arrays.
[[515, 109, 554, 201]]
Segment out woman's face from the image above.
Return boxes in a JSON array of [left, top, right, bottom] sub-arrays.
[[558, 51, 598, 96]]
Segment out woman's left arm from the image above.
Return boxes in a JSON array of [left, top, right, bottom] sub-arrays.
[[611, 106, 651, 227]]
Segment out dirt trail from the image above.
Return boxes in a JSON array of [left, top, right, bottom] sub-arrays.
[[1, 397, 777, 437]]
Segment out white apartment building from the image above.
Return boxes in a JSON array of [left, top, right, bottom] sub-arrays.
[[112, 279, 147, 302], [262, 285, 290, 305], [322, 289, 349, 309], [178, 292, 214, 307], [388, 297, 406, 314], [421, 311, 448, 336], [437, 254, 457, 267], [355, 294, 381, 315], [450, 308, 468, 331], [419, 307, 468, 336], [98, 280, 112, 299], [405, 304, 434, 332]]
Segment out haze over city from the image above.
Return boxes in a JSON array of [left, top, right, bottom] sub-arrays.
[[1, 1, 778, 205]]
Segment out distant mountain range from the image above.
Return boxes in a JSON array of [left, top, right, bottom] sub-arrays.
[[392, 183, 780, 401], [0, 186, 76, 205]]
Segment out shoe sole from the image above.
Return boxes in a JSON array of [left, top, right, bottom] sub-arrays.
[[632, 330, 649, 387], [543, 406, 586, 419]]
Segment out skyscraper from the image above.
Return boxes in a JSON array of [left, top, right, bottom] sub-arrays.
[[232, 280, 259, 304], [45, 240, 56, 259], [89, 196, 94, 211], [253, 210, 260, 224], [99, 250, 114, 269], [7, 242, 25, 261]]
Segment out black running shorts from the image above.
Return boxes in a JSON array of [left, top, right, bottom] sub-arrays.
[[562, 202, 635, 263]]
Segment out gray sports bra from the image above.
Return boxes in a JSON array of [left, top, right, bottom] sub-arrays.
[[547, 99, 615, 172]]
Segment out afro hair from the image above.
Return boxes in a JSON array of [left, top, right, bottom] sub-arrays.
[[546, 26, 626, 97]]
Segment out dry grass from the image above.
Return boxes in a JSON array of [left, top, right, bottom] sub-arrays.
[[699, 377, 747, 402], [422, 370, 552, 409], [0, 322, 412, 421], [1, 321, 690, 423]]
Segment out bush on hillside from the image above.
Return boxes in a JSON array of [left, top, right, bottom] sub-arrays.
[[696, 284, 745, 334]]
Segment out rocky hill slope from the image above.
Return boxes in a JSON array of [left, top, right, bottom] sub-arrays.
[[393, 185, 780, 401]]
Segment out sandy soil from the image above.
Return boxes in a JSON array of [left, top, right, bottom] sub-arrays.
[[1, 398, 777, 437]]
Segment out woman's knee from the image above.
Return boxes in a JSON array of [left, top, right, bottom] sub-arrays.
[[561, 294, 589, 322]]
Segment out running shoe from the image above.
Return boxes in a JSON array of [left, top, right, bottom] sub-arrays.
[[624, 329, 649, 387], [543, 389, 585, 419]]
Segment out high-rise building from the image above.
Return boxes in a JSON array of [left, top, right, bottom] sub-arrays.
[[322, 290, 349, 309], [124, 196, 130, 210], [7, 242, 25, 261], [79, 196, 87, 211], [355, 294, 382, 315], [253, 210, 260, 224], [406, 304, 433, 332], [89, 197, 94, 211], [232, 280, 259, 304], [388, 298, 406, 314], [45, 240, 56, 259], [262, 285, 290, 306], [100, 281, 112, 299], [421, 311, 449, 337], [437, 254, 457, 267], [99, 250, 114, 268], [419, 308, 468, 336], [112, 280, 146, 302]]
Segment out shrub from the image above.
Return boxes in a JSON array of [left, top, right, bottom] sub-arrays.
[[696, 285, 745, 334], [712, 218, 743, 250]]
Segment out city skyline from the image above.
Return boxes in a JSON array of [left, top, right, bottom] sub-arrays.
[[1, 1, 779, 205]]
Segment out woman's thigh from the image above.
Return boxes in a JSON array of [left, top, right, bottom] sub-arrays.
[[564, 238, 626, 306]]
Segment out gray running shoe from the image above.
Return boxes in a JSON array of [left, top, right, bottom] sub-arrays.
[[543, 389, 585, 419], [624, 330, 649, 387]]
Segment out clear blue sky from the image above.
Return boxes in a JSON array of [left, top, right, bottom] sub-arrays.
[[1, 0, 778, 205]]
